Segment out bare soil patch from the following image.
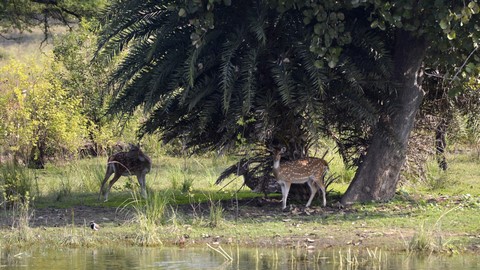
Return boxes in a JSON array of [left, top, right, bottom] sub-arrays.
[[1, 197, 473, 251]]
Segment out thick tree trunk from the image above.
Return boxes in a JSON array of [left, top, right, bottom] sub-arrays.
[[341, 30, 427, 204]]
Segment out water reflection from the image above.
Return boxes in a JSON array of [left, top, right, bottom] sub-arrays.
[[1, 246, 479, 269]]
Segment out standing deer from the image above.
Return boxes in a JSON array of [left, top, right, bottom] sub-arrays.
[[99, 144, 152, 201], [272, 147, 328, 210]]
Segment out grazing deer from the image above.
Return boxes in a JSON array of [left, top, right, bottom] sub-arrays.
[[99, 144, 152, 201], [272, 147, 328, 210]]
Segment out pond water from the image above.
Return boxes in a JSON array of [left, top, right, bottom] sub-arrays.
[[1, 246, 478, 270]]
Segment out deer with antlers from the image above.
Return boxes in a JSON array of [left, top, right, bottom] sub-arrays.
[[272, 147, 328, 210], [99, 144, 152, 201]]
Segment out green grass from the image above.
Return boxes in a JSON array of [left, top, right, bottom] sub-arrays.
[[29, 155, 261, 209], [1, 151, 480, 252]]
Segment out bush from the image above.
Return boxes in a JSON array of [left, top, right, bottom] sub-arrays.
[[0, 162, 34, 209]]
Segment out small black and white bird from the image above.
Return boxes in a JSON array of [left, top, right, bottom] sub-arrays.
[[90, 221, 100, 231]]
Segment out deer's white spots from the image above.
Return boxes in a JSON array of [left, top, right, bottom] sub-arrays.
[[272, 147, 328, 210]]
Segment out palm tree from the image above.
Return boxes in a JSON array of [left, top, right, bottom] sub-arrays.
[[97, 0, 393, 201], [98, 1, 330, 150]]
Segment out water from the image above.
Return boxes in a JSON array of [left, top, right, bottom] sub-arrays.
[[1, 246, 478, 270]]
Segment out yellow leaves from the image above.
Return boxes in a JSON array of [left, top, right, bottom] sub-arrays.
[[437, 1, 480, 41], [439, 18, 449, 30], [468, 1, 480, 14], [0, 57, 87, 157], [447, 31, 457, 40]]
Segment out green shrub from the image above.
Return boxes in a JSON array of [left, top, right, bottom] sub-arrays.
[[0, 163, 34, 209]]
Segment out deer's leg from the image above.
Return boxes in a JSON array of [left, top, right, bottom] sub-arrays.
[[317, 179, 326, 207], [99, 166, 114, 201], [319, 184, 326, 207], [104, 173, 121, 202], [319, 168, 328, 207], [278, 181, 286, 200], [137, 173, 147, 199], [282, 181, 291, 210], [306, 179, 318, 208]]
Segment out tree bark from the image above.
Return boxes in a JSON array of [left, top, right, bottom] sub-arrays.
[[435, 118, 448, 171], [341, 30, 427, 204]]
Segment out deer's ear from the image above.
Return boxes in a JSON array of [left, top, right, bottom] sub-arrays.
[[280, 147, 286, 154]]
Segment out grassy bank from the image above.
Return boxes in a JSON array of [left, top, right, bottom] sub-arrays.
[[1, 151, 480, 254]]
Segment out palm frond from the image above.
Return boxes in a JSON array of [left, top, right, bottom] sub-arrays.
[[97, 1, 173, 61], [271, 64, 295, 106], [247, 2, 267, 45], [219, 28, 245, 112], [239, 48, 259, 114]]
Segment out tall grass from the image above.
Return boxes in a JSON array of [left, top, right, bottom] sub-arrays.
[[0, 163, 35, 244], [126, 190, 173, 246], [165, 156, 221, 194], [326, 157, 355, 184], [406, 207, 458, 253], [335, 248, 387, 270], [0, 162, 34, 207], [424, 161, 453, 190], [208, 199, 224, 228], [45, 159, 104, 201]]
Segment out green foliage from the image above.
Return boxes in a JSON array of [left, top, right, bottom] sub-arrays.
[[0, 162, 34, 208], [139, 190, 172, 226], [0, 163, 34, 242], [425, 165, 452, 191], [1, 151, 480, 251], [96, 0, 391, 161], [0, 57, 87, 164], [95, 0, 480, 204], [407, 207, 458, 253], [53, 20, 114, 149], [127, 190, 174, 246], [0, 0, 106, 35], [182, 178, 194, 194], [208, 199, 224, 228], [52, 160, 104, 201], [53, 20, 161, 152], [450, 89, 480, 151], [358, 0, 480, 82]]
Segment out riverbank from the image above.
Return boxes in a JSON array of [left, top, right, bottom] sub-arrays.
[[1, 154, 480, 253], [1, 193, 479, 253]]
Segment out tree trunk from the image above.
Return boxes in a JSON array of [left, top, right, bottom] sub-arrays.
[[341, 30, 427, 204], [29, 143, 45, 169], [435, 118, 448, 171]]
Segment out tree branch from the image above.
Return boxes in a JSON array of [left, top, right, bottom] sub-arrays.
[[452, 46, 479, 81]]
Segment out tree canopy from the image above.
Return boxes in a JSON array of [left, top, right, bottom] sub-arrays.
[[0, 58, 86, 167], [97, 0, 480, 204], [0, 0, 105, 41]]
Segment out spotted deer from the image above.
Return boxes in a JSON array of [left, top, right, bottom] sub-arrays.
[[272, 147, 328, 210], [99, 144, 152, 201]]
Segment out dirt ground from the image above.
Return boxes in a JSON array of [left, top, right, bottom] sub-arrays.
[[0, 198, 415, 250], [4, 198, 323, 228], [3, 197, 477, 251]]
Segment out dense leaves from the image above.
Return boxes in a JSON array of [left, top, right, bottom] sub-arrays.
[[99, 1, 321, 152], [97, 0, 480, 203], [0, 0, 105, 41], [98, 1, 392, 158], [0, 58, 87, 166]]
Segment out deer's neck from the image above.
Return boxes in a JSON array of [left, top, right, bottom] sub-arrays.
[[274, 158, 281, 168], [273, 158, 282, 179]]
